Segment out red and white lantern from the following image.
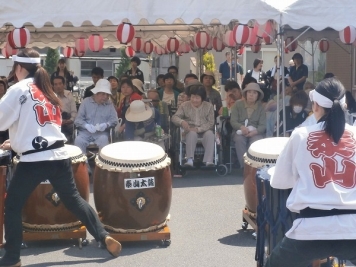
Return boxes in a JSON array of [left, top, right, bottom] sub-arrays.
[[237, 46, 245, 55], [7, 27, 31, 49], [125, 46, 135, 57], [74, 48, 85, 57], [263, 34, 273, 45], [116, 22, 135, 44], [62, 46, 74, 58], [142, 41, 154, 54], [1, 43, 17, 58], [166, 38, 179, 53], [75, 38, 88, 53], [233, 24, 250, 45], [223, 30, 236, 48], [212, 37, 225, 52], [154, 46, 163, 56], [285, 36, 297, 52], [318, 39, 330, 53], [131, 37, 143, 52], [206, 36, 213, 50], [246, 27, 259, 46], [88, 34, 104, 52], [194, 31, 210, 49], [257, 20, 274, 38], [178, 42, 191, 53], [339, 26, 356, 44], [251, 44, 261, 53], [189, 39, 198, 52]]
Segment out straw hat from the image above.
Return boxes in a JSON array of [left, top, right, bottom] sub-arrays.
[[132, 79, 145, 94], [91, 79, 112, 95], [242, 83, 264, 101], [126, 100, 153, 122], [200, 70, 216, 85]]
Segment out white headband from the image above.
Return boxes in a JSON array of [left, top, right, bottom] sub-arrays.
[[12, 56, 41, 64], [309, 89, 346, 108]]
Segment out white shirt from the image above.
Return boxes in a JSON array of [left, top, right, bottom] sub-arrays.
[[162, 92, 175, 105], [271, 122, 356, 240], [251, 70, 260, 81], [0, 78, 68, 162]]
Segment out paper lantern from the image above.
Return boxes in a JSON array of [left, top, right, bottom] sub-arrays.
[[206, 36, 214, 50], [75, 38, 88, 53], [212, 37, 225, 52], [318, 39, 329, 53], [116, 22, 135, 44], [142, 41, 154, 54], [88, 34, 104, 52], [189, 39, 198, 52], [194, 31, 210, 49], [263, 35, 273, 45], [74, 48, 85, 57], [131, 37, 142, 52], [7, 27, 31, 49], [178, 42, 191, 53], [285, 36, 297, 52], [251, 44, 261, 53], [166, 38, 179, 53], [339, 26, 356, 44], [257, 21, 274, 38], [246, 27, 259, 46], [224, 30, 236, 48], [125, 46, 135, 57], [154, 46, 163, 56], [237, 46, 245, 55], [233, 24, 250, 45], [1, 43, 17, 58], [62, 47, 74, 58]]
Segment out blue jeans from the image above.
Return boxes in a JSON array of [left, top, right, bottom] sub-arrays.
[[4, 159, 108, 261]]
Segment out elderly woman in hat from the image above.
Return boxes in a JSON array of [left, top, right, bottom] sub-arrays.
[[74, 79, 118, 153], [230, 82, 266, 168], [172, 84, 215, 167], [200, 70, 222, 114], [125, 100, 164, 148], [125, 56, 144, 83]]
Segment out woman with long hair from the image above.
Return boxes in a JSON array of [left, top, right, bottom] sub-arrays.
[[0, 48, 121, 267], [50, 58, 76, 91], [267, 78, 356, 266]]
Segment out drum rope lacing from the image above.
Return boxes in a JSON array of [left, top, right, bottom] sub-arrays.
[[97, 154, 168, 169], [103, 215, 170, 234], [246, 151, 277, 165], [22, 221, 83, 232]]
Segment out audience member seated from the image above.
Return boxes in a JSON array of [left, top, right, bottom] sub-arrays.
[[200, 71, 222, 113], [156, 74, 165, 89], [168, 66, 184, 92], [241, 76, 257, 90], [117, 79, 142, 134], [52, 76, 77, 143], [74, 79, 118, 153], [172, 85, 215, 167], [230, 83, 266, 168], [303, 81, 315, 113], [125, 100, 164, 149], [83, 67, 104, 99], [275, 90, 309, 136], [107, 76, 124, 108], [147, 89, 169, 133], [157, 73, 180, 106], [219, 80, 242, 115], [177, 73, 198, 108]]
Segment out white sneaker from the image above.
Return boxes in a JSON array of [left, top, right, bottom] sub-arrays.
[[184, 158, 194, 167]]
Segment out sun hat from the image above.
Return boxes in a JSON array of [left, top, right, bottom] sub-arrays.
[[242, 83, 264, 101], [200, 70, 216, 85], [132, 78, 145, 94], [91, 79, 112, 95], [125, 100, 153, 122]]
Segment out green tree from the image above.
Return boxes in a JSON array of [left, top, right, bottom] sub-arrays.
[[115, 47, 131, 78], [44, 48, 60, 74], [202, 51, 215, 72]]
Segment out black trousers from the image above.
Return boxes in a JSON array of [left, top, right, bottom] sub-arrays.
[[265, 237, 356, 267], [4, 159, 108, 260]]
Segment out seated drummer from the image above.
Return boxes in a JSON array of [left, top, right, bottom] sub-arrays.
[[267, 78, 356, 266], [230, 82, 266, 169], [124, 100, 164, 149], [172, 84, 215, 167]]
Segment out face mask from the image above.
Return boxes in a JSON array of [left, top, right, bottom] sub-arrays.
[[293, 106, 303, 114]]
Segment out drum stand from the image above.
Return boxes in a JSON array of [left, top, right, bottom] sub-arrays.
[[107, 226, 171, 247], [22, 226, 88, 249]]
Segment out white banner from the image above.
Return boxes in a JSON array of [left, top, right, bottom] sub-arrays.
[[124, 177, 155, 190]]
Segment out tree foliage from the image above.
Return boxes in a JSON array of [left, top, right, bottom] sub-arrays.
[[115, 47, 131, 78], [44, 48, 60, 74], [202, 52, 216, 72]]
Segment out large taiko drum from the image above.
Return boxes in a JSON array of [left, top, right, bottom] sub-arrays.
[[21, 144, 89, 232], [242, 137, 289, 220], [94, 141, 172, 232]]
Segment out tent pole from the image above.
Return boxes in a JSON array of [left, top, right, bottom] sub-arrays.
[[280, 17, 286, 137], [276, 20, 281, 137]]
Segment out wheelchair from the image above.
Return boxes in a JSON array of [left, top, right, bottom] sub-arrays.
[[172, 123, 228, 177]]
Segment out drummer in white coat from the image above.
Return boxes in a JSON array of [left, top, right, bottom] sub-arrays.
[[266, 78, 356, 266]]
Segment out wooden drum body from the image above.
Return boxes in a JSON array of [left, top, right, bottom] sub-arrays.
[[21, 145, 89, 232], [94, 141, 172, 232]]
